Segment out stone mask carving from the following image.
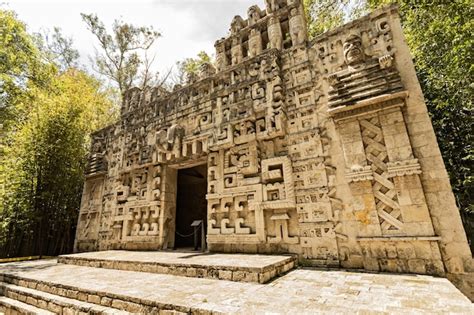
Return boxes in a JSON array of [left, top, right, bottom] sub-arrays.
[[155, 124, 185, 153], [343, 34, 365, 67], [199, 62, 216, 78], [247, 5, 261, 25], [231, 15, 244, 34]]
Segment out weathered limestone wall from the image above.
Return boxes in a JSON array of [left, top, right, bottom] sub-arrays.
[[74, 1, 472, 286]]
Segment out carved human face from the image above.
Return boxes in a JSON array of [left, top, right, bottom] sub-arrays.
[[343, 35, 364, 66], [186, 71, 195, 83], [199, 63, 208, 76], [248, 6, 260, 22], [231, 16, 243, 33]]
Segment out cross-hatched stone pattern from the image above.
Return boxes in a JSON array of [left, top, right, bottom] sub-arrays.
[[360, 116, 403, 233]]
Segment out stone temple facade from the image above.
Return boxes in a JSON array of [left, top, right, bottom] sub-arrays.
[[74, 1, 472, 285]]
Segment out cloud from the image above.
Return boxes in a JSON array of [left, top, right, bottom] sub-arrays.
[[156, 0, 265, 42]]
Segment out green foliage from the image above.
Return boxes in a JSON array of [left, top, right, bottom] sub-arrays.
[[34, 27, 80, 72], [304, 0, 367, 38], [174, 51, 212, 84], [0, 10, 53, 131], [81, 13, 161, 99], [0, 69, 116, 257], [0, 10, 117, 257]]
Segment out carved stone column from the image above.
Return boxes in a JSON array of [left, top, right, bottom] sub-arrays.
[[288, 7, 307, 46], [248, 28, 263, 58], [231, 37, 243, 65], [267, 17, 282, 50], [215, 40, 227, 71]]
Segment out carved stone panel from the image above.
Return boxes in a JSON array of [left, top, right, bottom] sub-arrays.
[[74, 3, 471, 282]]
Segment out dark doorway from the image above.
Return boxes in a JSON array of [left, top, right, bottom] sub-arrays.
[[174, 164, 208, 249]]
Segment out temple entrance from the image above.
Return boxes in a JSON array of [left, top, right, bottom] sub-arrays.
[[174, 164, 208, 249]]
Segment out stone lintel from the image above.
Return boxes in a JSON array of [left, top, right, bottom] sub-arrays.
[[357, 236, 441, 242], [330, 91, 408, 121]]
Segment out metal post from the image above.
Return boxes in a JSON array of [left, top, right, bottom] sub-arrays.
[[201, 222, 206, 252], [191, 220, 203, 251], [194, 225, 199, 250]]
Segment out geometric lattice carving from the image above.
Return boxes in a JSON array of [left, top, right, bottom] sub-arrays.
[[72, 2, 463, 280], [360, 116, 403, 233], [387, 159, 422, 177]]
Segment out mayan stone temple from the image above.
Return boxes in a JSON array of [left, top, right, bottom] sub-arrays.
[[71, 0, 471, 298]]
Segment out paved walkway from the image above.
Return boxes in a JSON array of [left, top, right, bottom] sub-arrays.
[[1, 259, 472, 314]]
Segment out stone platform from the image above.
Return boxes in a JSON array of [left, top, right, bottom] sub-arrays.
[[0, 259, 472, 314], [58, 250, 296, 283]]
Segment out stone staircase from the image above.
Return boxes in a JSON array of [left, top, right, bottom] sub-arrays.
[[0, 265, 201, 314], [0, 280, 129, 315], [0, 252, 471, 314], [0, 251, 297, 314], [0, 273, 142, 314], [0, 296, 53, 315]]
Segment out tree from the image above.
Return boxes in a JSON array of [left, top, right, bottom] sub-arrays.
[[34, 27, 80, 72], [0, 69, 116, 257], [0, 10, 117, 258], [303, 0, 366, 38], [173, 51, 212, 85], [0, 9, 53, 132], [81, 13, 161, 99]]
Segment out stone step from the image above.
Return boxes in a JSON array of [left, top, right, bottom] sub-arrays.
[[0, 296, 54, 315], [58, 250, 297, 283], [1, 259, 472, 314], [0, 273, 190, 314], [0, 282, 128, 315]]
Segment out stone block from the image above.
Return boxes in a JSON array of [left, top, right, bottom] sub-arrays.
[[386, 245, 398, 259], [396, 243, 416, 259], [25, 296, 37, 306], [218, 270, 232, 281], [77, 291, 88, 301], [101, 296, 113, 307], [407, 259, 426, 274], [37, 299, 48, 309], [65, 289, 78, 299], [186, 267, 197, 277], [426, 260, 446, 276], [63, 308, 77, 315], [379, 259, 399, 273], [413, 242, 433, 260], [363, 258, 379, 271], [88, 294, 101, 304], [48, 302, 63, 313]]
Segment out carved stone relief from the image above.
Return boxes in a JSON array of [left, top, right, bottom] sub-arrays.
[[75, 3, 471, 283]]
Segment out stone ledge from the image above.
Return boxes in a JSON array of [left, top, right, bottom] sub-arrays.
[[58, 250, 297, 284], [0, 282, 128, 315], [330, 91, 408, 121], [0, 296, 54, 315], [357, 236, 441, 242]]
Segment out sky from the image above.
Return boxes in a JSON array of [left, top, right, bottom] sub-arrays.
[[4, 0, 266, 76]]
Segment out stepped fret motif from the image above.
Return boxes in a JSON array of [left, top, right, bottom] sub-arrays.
[[74, 2, 472, 286]]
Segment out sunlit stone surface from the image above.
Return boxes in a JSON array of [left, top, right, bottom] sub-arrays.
[[74, 0, 472, 301]]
